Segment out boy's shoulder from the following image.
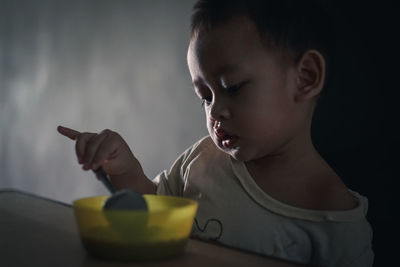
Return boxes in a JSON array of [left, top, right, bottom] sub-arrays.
[[253, 165, 358, 211], [177, 135, 220, 168], [287, 163, 359, 211], [289, 173, 358, 211], [183, 135, 216, 158], [317, 176, 359, 210]]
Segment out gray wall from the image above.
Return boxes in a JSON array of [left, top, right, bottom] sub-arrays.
[[0, 0, 207, 203]]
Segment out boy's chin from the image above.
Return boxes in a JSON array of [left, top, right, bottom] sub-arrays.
[[215, 144, 248, 162], [229, 151, 251, 162]]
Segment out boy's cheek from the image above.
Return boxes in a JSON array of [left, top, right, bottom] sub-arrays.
[[206, 123, 213, 136], [205, 114, 213, 128]]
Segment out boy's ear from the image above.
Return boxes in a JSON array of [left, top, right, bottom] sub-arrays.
[[294, 50, 326, 102]]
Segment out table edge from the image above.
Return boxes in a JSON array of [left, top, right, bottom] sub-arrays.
[[0, 187, 72, 207]]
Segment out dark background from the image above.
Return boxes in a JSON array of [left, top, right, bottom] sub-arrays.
[[312, 1, 397, 266]]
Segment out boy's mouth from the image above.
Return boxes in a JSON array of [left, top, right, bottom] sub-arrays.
[[214, 128, 238, 149], [221, 136, 238, 149]]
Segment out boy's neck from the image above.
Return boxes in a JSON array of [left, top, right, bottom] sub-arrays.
[[243, 133, 357, 210], [244, 129, 327, 185], [242, 127, 355, 210]]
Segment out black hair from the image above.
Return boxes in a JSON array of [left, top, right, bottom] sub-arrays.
[[190, 0, 335, 89]]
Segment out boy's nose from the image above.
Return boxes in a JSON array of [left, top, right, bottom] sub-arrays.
[[209, 99, 231, 121]]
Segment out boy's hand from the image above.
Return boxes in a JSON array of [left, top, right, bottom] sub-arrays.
[[57, 125, 156, 194]]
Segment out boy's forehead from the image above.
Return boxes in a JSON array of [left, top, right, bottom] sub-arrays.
[[187, 17, 280, 78], [189, 19, 256, 64], [191, 16, 259, 51], [188, 41, 245, 82]]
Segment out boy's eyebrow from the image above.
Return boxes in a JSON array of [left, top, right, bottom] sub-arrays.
[[191, 63, 242, 88], [215, 63, 241, 76]]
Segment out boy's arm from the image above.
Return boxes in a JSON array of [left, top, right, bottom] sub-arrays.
[[109, 165, 157, 194], [57, 125, 156, 195]]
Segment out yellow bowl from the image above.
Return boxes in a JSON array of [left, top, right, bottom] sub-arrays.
[[72, 194, 198, 261]]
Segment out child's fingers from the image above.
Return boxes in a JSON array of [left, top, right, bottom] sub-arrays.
[[75, 132, 96, 164], [81, 130, 110, 169], [57, 125, 81, 140], [91, 133, 118, 170]]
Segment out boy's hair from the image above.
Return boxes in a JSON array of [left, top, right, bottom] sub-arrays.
[[190, 0, 335, 89]]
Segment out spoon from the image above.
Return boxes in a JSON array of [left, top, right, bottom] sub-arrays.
[[92, 168, 148, 211], [93, 167, 116, 194]]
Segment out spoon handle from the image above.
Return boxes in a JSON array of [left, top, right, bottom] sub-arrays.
[[93, 168, 116, 194]]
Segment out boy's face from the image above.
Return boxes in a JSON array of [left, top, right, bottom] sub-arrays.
[[187, 16, 306, 162]]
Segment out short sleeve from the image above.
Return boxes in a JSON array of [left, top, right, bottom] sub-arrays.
[[153, 136, 211, 196], [153, 150, 188, 196]]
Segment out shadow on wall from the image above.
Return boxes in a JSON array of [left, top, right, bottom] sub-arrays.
[[0, 0, 205, 202]]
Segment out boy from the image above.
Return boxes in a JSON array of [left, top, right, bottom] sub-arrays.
[[58, 0, 374, 266]]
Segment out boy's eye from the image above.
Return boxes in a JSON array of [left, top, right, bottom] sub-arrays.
[[224, 83, 242, 95]]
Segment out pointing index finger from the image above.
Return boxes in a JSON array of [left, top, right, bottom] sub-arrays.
[[57, 125, 81, 140]]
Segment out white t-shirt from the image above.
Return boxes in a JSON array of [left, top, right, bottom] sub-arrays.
[[153, 136, 374, 266]]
